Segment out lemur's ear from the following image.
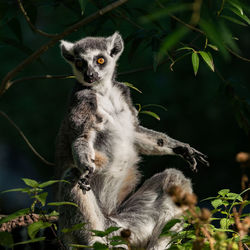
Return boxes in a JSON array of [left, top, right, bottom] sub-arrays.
[[107, 32, 124, 59], [60, 40, 75, 62]]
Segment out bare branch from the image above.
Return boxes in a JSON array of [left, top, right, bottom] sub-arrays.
[[0, 0, 128, 96], [0, 111, 55, 166], [17, 0, 57, 38], [227, 47, 250, 63]]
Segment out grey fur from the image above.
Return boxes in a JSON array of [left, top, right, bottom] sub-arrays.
[[56, 32, 209, 249]]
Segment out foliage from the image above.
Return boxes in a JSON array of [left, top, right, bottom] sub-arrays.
[[0, 179, 249, 249]]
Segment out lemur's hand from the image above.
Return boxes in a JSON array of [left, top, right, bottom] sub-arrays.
[[172, 144, 209, 171]]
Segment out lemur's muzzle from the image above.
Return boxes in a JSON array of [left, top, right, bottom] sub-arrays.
[[84, 67, 99, 83]]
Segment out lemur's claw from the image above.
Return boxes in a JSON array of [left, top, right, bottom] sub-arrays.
[[78, 173, 91, 192], [173, 145, 209, 171]]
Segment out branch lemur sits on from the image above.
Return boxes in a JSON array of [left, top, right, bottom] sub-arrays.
[[55, 32, 209, 249]]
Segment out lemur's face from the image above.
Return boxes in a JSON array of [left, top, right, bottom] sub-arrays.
[[60, 32, 124, 86]]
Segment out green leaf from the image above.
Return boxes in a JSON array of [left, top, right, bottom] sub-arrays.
[[109, 236, 127, 246], [0, 232, 13, 247], [62, 223, 85, 233], [33, 192, 48, 206], [221, 15, 248, 26], [207, 44, 219, 51], [124, 82, 142, 94], [69, 244, 90, 248], [158, 27, 189, 61], [228, 0, 244, 15], [229, 6, 250, 24], [22, 178, 39, 188], [220, 218, 234, 229], [1, 187, 30, 194], [93, 242, 109, 250], [142, 104, 168, 112], [47, 202, 78, 208], [38, 180, 69, 188], [140, 111, 160, 120], [199, 51, 214, 72], [191, 52, 199, 76], [28, 221, 52, 239], [0, 208, 30, 225], [226, 192, 243, 201], [78, 0, 88, 16], [218, 189, 230, 197], [199, 19, 228, 59], [91, 227, 120, 237], [13, 237, 46, 245], [48, 210, 59, 216], [176, 46, 195, 52], [161, 219, 181, 235], [211, 199, 223, 209]]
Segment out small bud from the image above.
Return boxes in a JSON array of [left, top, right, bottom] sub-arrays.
[[120, 229, 131, 239]]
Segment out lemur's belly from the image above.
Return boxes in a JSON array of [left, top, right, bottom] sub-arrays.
[[95, 90, 139, 171]]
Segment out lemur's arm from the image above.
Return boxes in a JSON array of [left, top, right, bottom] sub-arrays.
[[68, 90, 98, 174], [135, 126, 209, 171]]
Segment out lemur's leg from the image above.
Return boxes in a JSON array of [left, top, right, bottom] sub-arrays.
[[110, 168, 192, 250], [135, 126, 209, 171], [59, 167, 106, 247]]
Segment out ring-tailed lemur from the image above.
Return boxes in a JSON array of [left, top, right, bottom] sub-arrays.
[[55, 32, 209, 249]]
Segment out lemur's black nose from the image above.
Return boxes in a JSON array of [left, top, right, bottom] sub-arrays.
[[84, 67, 99, 83]]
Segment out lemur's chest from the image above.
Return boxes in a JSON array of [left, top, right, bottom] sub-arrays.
[[96, 87, 134, 132]]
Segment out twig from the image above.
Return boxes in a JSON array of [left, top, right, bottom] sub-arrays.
[[217, 0, 226, 16], [155, 0, 204, 34], [227, 47, 250, 63], [0, 111, 55, 166], [17, 0, 57, 38], [0, 0, 128, 96], [10, 74, 74, 87], [200, 227, 214, 250]]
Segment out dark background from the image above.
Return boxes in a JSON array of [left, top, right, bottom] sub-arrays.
[[0, 0, 249, 214]]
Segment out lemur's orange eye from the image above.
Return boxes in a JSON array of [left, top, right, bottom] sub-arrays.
[[97, 57, 105, 64]]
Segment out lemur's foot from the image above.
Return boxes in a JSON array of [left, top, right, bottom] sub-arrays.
[[78, 171, 92, 193], [173, 145, 209, 171]]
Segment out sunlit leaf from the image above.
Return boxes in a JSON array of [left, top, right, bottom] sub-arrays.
[[38, 180, 69, 188], [211, 199, 223, 209], [28, 221, 52, 239], [218, 189, 230, 196], [69, 244, 90, 248], [124, 82, 142, 94], [221, 15, 248, 26], [78, 0, 88, 15], [47, 202, 78, 208], [199, 51, 214, 72], [22, 178, 39, 188], [14, 237, 45, 246], [140, 111, 160, 120], [229, 7, 250, 24], [0, 208, 30, 225], [33, 192, 48, 206], [1, 187, 30, 194], [177, 46, 195, 52], [191, 52, 199, 76], [207, 44, 219, 51]]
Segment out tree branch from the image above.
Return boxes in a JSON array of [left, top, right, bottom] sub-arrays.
[[17, 0, 57, 38], [0, 0, 128, 96], [0, 111, 55, 166]]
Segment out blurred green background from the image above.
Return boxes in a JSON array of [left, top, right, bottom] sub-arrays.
[[0, 0, 249, 213]]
